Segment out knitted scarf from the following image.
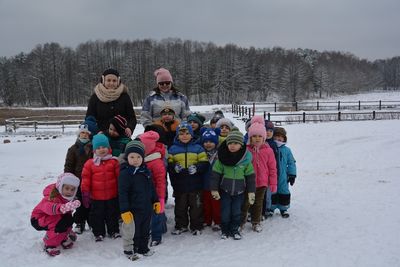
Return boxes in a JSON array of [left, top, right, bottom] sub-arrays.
[[94, 83, 127, 103], [93, 154, 113, 166]]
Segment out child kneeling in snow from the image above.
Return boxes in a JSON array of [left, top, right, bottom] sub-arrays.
[[31, 173, 81, 256]]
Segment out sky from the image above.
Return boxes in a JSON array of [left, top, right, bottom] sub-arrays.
[[0, 0, 399, 61]]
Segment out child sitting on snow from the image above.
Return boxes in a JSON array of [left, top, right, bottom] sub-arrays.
[[31, 173, 81, 256]]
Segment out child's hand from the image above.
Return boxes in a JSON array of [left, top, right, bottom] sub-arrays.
[[248, 192, 255, 205], [153, 202, 161, 214], [59, 200, 81, 214], [121, 211, 134, 224], [174, 163, 183, 173], [288, 175, 296, 186], [188, 165, 197, 175], [211, 191, 220, 200]]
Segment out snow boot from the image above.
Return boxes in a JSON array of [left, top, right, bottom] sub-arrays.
[[280, 210, 290, 218], [44, 246, 60, 256]]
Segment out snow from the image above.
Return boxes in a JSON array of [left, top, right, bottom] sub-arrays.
[[1, 91, 400, 267]]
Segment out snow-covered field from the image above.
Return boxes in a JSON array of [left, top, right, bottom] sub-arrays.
[[0, 91, 399, 267]]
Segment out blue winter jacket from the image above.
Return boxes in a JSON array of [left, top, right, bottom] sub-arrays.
[[276, 144, 297, 193]]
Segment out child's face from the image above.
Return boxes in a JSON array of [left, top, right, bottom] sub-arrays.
[[227, 142, 241, 152], [62, 184, 77, 198], [274, 135, 285, 142], [250, 135, 264, 146], [108, 124, 120, 138], [203, 141, 216, 151], [127, 152, 143, 167], [189, 121, 199, 131], [178, 130, 192, 144], [210, 122, 217, 129], [161, 112, 174, 123], [220, 125, 230, 137], [95, 146, 109, 157], [266, 129, 274, 139], [79, 131, 90, 139]]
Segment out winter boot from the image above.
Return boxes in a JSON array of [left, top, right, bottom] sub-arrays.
[[61, 239, 74, 249], [233, 232, 242, 240], [252, 223, 263, 233], [95, 235, 104, 242], [44, 246, 60, 256], [124, 251, 140, 261], [280, 210, 290, 218], [171, 227, 189, 235], [150, 240, 161, 247]]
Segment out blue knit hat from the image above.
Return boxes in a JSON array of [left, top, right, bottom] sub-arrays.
[[201, 128, 218, 145], [92, 133, 110, 150], [176, 122, 194, 137], [84, 116, 99, 136], [187, 113, 206, 128]]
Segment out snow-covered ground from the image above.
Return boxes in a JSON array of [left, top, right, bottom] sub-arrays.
[[0, 91, 399, 267]]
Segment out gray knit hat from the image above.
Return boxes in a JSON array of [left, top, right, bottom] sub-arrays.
[[225, 128, 244, 145], [124, 140, 145, 158], [216, 118, 234, 129]]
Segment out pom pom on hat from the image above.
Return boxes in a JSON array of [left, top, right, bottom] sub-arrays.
[[154, 68, 173, 83], [92, 133, 110, 150], [250, 115, 265, 126], [124, 140, 145, 158], [140, 130, 160, 155], [56, 172, 80, 200], [225, 128, 244, 146], [110, 115, 127, 136]]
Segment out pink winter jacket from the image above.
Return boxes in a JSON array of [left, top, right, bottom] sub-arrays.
[[31, 184, 70, 229], [144, 142, 167, 201], [246, 144, 277, 190]]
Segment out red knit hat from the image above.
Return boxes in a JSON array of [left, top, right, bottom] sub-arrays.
[[154, 68, 173, 83], [140, 130, 160, 155]]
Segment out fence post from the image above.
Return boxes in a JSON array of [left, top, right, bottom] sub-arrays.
[[252, 103, 255, 116], [34, 121, 37, 135], [358, 100, 361, 110], [303, 112, 306, 123], [373, 110, 376, 120], [274, 102, 277, 112], [248, 108, 251, 119], [241, 106, 245, 117], [13, 119, 17, 132], [244, 107, 247, 116], [263, 111, 266, 119], [379, 100, 382, 110], [267, 112, 271, 121], [317, 101, 319, 111], [295, 102, 298, 111], [338, 112, 341, 121], [338, 101, 341, 110]]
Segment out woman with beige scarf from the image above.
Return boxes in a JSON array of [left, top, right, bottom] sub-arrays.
[[86, 68, 137, 137]]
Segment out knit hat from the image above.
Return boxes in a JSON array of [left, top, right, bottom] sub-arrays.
[[248, 122, 267, 142], [225, 128, 244, 145], [201, 128, 219, 145], [176, 122, 194, 137], [92, 133, 110, 150], [124, 140, 145, 158], [109, 115, 127, 136], [216, 118, 234, 129], [274, 127, 287, 142], [214, 110, 224, 118], [160, 106, 175, 115], [187, 113, 206, 128], [265, 120, 275, 131], [78, 123, 91, 135], [140, 130, 160, 155], [154, 68, 173, 83], [101, 68, 120, 84], [56, 172, 80, 200], [84, 116, 99, 136]]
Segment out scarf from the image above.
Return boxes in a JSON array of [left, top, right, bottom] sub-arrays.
[[218, 142, 247, 166], [275, 140, 285, 147], [93, 153, 113, 166], [94, 83, 127, 103]]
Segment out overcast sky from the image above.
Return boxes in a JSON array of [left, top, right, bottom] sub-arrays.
[[1, 0, 399, 60]]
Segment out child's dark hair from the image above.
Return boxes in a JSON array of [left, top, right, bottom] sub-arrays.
[[49, 187, 60, 200]]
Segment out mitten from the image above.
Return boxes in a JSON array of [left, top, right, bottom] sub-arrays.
[[188, 165, 197, 175], [82, 192, 90, 208], [59, 200, 81, 214], [270, 185, 277, 194], [174, 163, 183, 173], [288, 175, 296, 186], [248, 192, 256, 205], [159, 199, 165, 213], [211, 191, 220, 200], [121, 211, 134, 224], [153, 202, 161, 214]]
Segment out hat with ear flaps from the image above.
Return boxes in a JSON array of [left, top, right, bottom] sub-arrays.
[[56, 172, 80, 201]]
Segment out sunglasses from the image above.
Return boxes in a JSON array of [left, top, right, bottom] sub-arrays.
[[158, 81, 171, 86]]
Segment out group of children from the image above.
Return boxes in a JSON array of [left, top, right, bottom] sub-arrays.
[[30, 108, 297, 260]]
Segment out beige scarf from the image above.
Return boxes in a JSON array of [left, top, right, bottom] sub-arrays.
[[94, 83, 128, 103]]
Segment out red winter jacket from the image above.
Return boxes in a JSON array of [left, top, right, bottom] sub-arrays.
[[31, 184, 70, 229], [81, 157, 119, 200], [144, 142, 167, 201], [246, 143, 277, 189]]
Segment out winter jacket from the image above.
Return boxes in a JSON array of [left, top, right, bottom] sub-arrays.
[[167, 140, 209, 193], [81, 157, 119, 200], [118, 163, 158, 215], [106, 134, 131, 157], [64, 139, 93, 179], [86, 87, 137, 133], [31, 184, 72, 231], [276, 143, 297, 193], [141, 89, 190, 127], [153, 118, 180, 148], [203, 149, 218, 190], [210, 142, 255, 196], [246, 144, 277, 188], [144, 142, 167, 201]]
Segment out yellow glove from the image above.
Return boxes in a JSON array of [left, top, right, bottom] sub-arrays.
[[121, 211, 134, 224], [153, 202, 161, 214]]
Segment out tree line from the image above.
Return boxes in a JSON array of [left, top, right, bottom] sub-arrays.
[[0, 38, 399, 107]]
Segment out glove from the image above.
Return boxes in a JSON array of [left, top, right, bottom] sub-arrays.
[[248, 192, 256, 205], [159, 199, 165, 213], [288, 175, 296, 186], [153, 202, 161, 214], [188, 165, 197, 175], [270, 185, 277, 194], [59, 200, 81, 214], [174, 163, 183, 173], [121, 211, 134, 224], [82, 192, 90, 208], [211, 191, 220, 200]]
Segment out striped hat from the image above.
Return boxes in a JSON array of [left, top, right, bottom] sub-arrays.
[[225, 128, 244, 145], [110, 115, 127, 136], [124, 140, 145, 158]]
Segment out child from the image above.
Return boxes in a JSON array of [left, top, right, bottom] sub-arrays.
[[106, 115, 131, 157], [241, 116, 277, 232], [31, 173, 81, 256], [119, 140, 161, 259], [139, 130, 167, 246], [210, 129, 255, 240], [215, 118, 234, 144], [187, 112, 206, 143], [81, 133, 120, 241], [200, 128, 221, 231], [270, 127, 297, 218], [64, 122, 93, 234], [153, 106, 180, 148], [168, 122, 209, 235]]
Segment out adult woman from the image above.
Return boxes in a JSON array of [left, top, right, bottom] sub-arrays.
[[86, 68, 137, 137], [141, 68, 190, 128]]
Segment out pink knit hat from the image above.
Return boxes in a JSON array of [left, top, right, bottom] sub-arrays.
[[140, 130, 160, 155], [250, 115, 265, 126], [154, 68, 173, 83], [248, 122, 267, 144]]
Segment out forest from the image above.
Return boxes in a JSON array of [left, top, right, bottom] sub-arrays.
[[0, 38, 399, 107]]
